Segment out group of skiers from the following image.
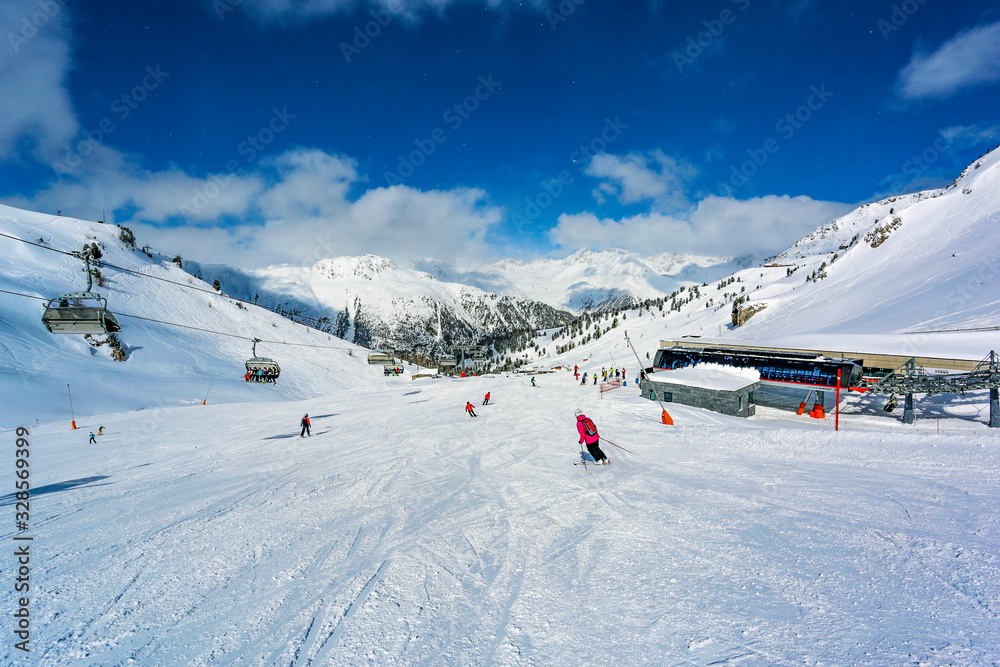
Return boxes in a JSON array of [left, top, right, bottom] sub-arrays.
[[465, 392, 491, 417], [572, 365, 625, 386], [245, 367, 278, 383]]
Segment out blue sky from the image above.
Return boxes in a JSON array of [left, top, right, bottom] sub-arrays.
[[1, 0, 998, 267]]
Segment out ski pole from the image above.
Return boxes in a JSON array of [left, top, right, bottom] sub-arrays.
[[600, 438, 632, 454], [579, 442, 588, 470]]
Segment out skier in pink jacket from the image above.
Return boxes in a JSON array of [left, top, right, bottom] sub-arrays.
[[576, 410, 609, 464]]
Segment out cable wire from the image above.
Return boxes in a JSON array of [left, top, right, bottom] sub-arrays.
[[0, 232, 360, 347], [0, 231, 77, 256], [0, 288, 49, 301]]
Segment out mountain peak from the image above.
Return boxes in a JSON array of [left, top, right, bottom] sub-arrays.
[[314, 254, 397, 280]]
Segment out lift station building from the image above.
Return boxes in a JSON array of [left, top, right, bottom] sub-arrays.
[[640, 363, 760, 418]]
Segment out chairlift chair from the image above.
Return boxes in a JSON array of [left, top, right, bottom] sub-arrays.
[[41, 291, 121, 334], [367, 349, 394, 365], [439, 355, 458, 366], [245, 338, 280, 381], [471, 347, 487, 363], [41, 247, 121, 335]]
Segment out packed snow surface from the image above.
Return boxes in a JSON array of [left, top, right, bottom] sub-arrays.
[[4, 369, 999, 665]]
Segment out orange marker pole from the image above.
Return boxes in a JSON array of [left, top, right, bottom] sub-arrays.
[[202, 378, 214, 406], [68, 383, 76, 430]]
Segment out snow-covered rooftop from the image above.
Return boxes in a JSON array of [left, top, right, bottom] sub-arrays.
[[649, 362, 760, 391]]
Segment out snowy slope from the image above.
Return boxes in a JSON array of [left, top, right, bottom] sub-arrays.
[[741, 146, 1000, 345], [4, 369, 999, 664], [0, 204, 384, 426]]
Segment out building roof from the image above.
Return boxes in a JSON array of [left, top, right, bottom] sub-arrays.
[[648, 363, 760, 391]]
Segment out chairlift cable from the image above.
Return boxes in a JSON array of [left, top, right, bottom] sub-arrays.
[[0, 232, 347, 340], [0, 231, 247, 302], [0, 288, 49, 301], [0, 288, 357, 351], [0, 231, 78, 256]]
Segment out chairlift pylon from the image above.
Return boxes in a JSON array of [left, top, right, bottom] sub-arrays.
[[41, 246, 121, 335]]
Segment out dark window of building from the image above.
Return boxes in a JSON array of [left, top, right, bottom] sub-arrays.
[[663, 392, 673, 402]]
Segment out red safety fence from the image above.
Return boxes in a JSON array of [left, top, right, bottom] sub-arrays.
[[599, 379, 623, 397]]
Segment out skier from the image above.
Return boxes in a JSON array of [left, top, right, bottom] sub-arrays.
[[574, 365, 578, 374], [466, 402, 478, 417], [88, 431, 96, 444], [576, 410, 609, 465], [97, 426, 104, 435], [483, 392, 490, 406], [580, 372, 587, 386], [530, 377, 536, 387], [300, 414, 311, 437], [593, 374, 598, 385]]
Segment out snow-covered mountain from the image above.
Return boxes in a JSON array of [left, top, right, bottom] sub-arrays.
[[508, 147, 1000, 372], [184, 255, 573, 355], [181, 248, 747, 357], [418, 249, 748, 314]]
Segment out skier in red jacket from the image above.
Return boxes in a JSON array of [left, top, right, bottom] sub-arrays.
[[466, 402, 478, 417], [576, 410, 608, 464], [300, 414, 311, 437], [482, 392, 491, 405]]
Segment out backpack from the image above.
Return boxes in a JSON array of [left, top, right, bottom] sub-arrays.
[[581, 417, 598, 437]]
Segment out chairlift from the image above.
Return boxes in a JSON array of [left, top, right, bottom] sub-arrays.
[[245, 338, 280, 382], [439, 355, 458, 366], [41, 247, 121, 335], [471, 348, 487, 363], [42, 291, 121, 334], [367, 349, 394, 365]]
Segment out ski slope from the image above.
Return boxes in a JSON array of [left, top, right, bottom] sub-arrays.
[[0, 204, 385, 427], [4, 369, 999, 665]]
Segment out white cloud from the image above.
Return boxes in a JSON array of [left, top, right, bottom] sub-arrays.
[[0, 0, 77, 159], [585, 150, 696, 210], [8, 143, 265, 223], [257, 149, 359, 220], [550, 194, 850, 257], [939, 121, 1000, 150], [895, 21, 1000, 101], [10, 145, 502, 268]]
